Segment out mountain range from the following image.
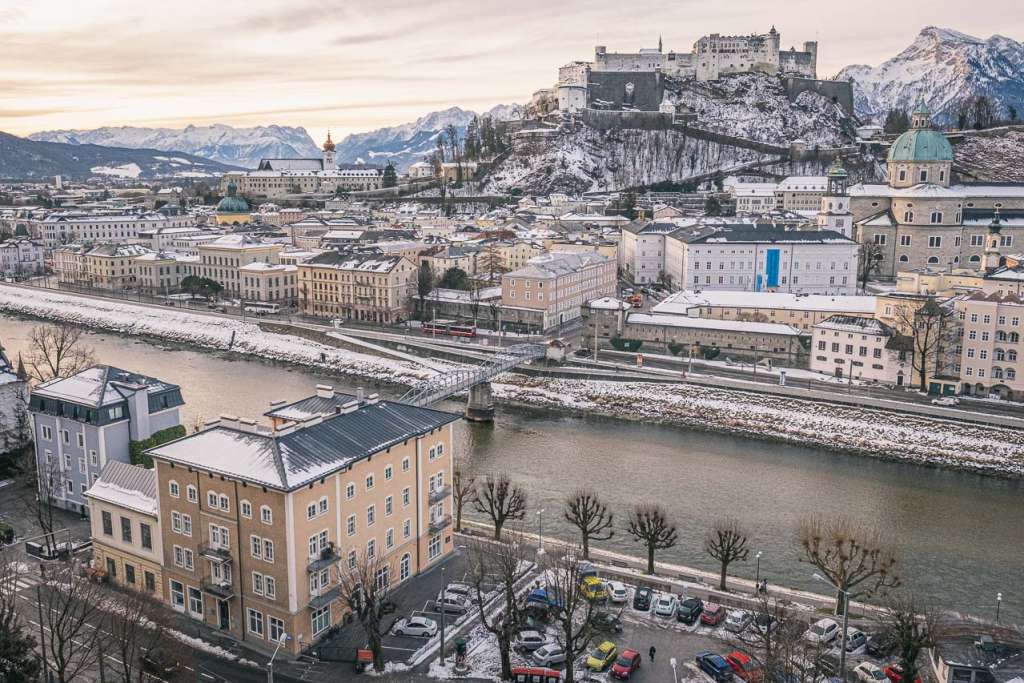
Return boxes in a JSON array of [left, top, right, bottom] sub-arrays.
[[0, 132, 239, 181], [29, 124, 320, 169], [838, 26, 1024, 124]]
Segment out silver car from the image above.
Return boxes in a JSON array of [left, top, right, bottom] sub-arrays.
[[532, 643, 567, 667]]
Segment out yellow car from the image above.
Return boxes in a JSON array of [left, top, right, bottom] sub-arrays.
[[581, 576, 608, 602], [586, 641, 618, 671]]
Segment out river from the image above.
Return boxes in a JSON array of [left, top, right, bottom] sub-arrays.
[[2, 314, 1021, 623]]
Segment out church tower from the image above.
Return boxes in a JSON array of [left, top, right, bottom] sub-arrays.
[[817, 158, 852, 238], [322, 131, 336, 170], [982, 209, 1004, 273]]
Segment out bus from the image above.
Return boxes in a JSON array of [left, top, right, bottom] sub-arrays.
[[243, 302, 280, 316], [422, 319, 477, 338]]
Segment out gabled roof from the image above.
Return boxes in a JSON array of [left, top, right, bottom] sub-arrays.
[[33, 365, 180, 409], [815, 314, 894, 336], [85, 461, 157, 516]]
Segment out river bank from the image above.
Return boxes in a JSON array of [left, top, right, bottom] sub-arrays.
[[3, 285, 1023, 478]]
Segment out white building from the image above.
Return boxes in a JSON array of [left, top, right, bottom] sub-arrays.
[[817, 162, 854, 238], [619, 221, 683, 285], [408, 161, 434, 179], [39, 212, 193, 248], [776, 176, 829, 213], [652, 290, 877, 332], [0, 238, 45, 278], [731, 183, 779, 215], [810, 315, 913, 385]]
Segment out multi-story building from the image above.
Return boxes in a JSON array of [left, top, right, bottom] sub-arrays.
[[194, 234, 283, 296], [137, 226, 207, 251], [146, 386, 459, 655], [954, 291, 1023, 400], [651, 290, 876, 332], [53, 244, 88, 286], [85, 461, 163, 594], [240, 262, 299, 306], [83, 243, 152, 291], [29, 366, 184, 515], [810, 315, 913, 385], [297, 251, 416, 323], [501, 251, 616, 331], [775, 176, 828, 213], [0, 238, 45, 278], [731, 183, 779, 215], [133, 251, 197, 294], [619, 221, 681, 285], [39, 212, 192, 248]]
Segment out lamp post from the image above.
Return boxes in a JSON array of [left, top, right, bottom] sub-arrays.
[[267, 632, 289, 683], [670, 657, 679, 683], [813, 573, 849, 680], [536, 508, 545, 554], [996, 592, 1002, 622], [439, 565, 448, 668], [755, 551, 762, 586]]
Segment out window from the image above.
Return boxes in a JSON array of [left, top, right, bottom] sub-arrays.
[[145, 571, 156, 592], [89, 451, 98, 466], [76, 433, 84, 448], [169, 481, 180, 498], [248, 609, 265, 637], [873, 234, 887, 245], [384, 465, 393, 481], [260, 506, 272, 524], [900, 235, 911, 246], [102, 510, 113, 536], [171, 511, 182, 533], [241, 500, 252, 518], [365, 474, 374, 490], [400, 554, 411, 581], [318, 497, 328, 515], [347, 514, 356, 536], [307, 503, 317, 520], [971, 234, 984, 246], [402, 457, 410, 472], [404, 519, 411, 539], [61, 430, 69, 445], [386, 528, 394, 549], [207, 492, 218, 508], [186, 485, 197, 503], [367, 539, 376, 559], [348, 549, 357, 569], [265, 576, 276, 599], [140, 523, 152, 550], [219, 495, 229, 511], [367, 505, 376, 527], [41, 425, 52, 441], [182, 514, 192, 537], [125, 563, 136, 585], [312, 606, 331, 636], [428, 533, 442, 560], [252, 572, 264, 596], [170, 580, 185, 608], [402, 487, 410, 507], [928, 236, 942, 248], [121, 516, 132, 543], [346, 482, 355, 499], [263, 539, 274, 562], [183, 549, 194, 571], [251, 535, 262, 559], [269, 616, 285, 644]]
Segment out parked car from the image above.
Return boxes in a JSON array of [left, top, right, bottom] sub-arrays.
[[442, 582, 474, 600], [141, 651, 180, 677], [590, 610, 624, 634], [845, 628, 868, 652], [754, 613, 777, 635], [677, 597, 704, 624], [804, 618, 840, 644], [931, 396, 959, 406], [531, 643, 567, 667], [725, 610, 754, 634], [513, 630, 548, 652], [884, 663, 922, 683], [696, 651, 735, 682], [653, 593, 678, 617], [392, 616, 438, 637], [854, 662, 888, 683], [701, 602, 727, 626], [581, 576, 608, 602], [611, 649, 642, 680], [586, 641, 619, 671], [607, 581, 628, 604], [632, 586, 653, 611], [511, 666, 562, 683], [433, 593, 469, 614], [725, 651, 763, 683], [865, 631, 895, 657]]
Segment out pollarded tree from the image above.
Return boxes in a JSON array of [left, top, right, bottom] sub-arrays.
[[704, 517, 750, 591], [473, 473, 526, 540], [879, 592, 941, 683], [452, 454, 476, 533], [796, 515, 901, 615], [564, 489, 614, 560], [627, 503, 678, 574]]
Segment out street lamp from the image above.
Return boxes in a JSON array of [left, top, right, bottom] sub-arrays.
[[537, 508, 545, 553], [755, 551, 762, 586], [267, 631, 290, 683], [670, 657, 679, 683], [439, 565, 448, 668], [813, 573, 849, 680], [996, 592, 1002, 622]]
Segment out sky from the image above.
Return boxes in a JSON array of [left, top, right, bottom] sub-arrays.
[[1, 0, 1021, 144]]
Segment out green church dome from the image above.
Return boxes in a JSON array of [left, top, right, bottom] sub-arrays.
[[216, 180, 250, 214], [887, 128, 954, 163]]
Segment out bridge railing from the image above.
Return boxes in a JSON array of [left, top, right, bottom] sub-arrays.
[[399, 344, 547, 406]]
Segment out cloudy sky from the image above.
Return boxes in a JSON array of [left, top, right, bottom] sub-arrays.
[[2, 0, 1020, 143]]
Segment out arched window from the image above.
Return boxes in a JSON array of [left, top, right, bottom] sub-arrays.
[[1008, 350, 1018, 362], [898, 169, 907, 182], [169, 480, 180, 498], [927, 256, 939, 264], [997, 330, 1008, 341], [992, 367, 1004, 379], [994, 349, 1005, 361], [969, 255, 981, 263], [186, 485, 197, 503], [1010, 332, 1021, 343], [400, 553, 411, 581], [899, 255, 910, 262]]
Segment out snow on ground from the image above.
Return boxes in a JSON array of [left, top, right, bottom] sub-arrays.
[[89, 162, 142, 178]]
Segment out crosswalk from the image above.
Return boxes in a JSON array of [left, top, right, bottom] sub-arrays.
[[0, 570, 42, 596]]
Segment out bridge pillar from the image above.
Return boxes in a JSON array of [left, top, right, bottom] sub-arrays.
[[465, 382, 495, 423]]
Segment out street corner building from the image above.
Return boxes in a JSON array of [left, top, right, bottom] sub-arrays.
[[144, 385, 460, 655]]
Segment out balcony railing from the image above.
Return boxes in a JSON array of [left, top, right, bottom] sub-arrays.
[[429, 514, 452, 533], [307, 585, 340, 610], [201, 577, 236, 600], [199, 543, 232, 564], [306, 545, 339, 574], [428, 485, 451, 504]]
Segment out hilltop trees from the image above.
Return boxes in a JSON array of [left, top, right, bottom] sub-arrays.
[[884, 109, 910, 134], [381, 161, 398, 188]]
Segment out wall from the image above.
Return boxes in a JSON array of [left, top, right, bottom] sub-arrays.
[[782, 77, 854, 116]]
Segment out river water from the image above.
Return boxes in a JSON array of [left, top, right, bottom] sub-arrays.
[[2, 314, 1021, 623]]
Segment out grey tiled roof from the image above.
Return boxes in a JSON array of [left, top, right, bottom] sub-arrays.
[[94, 460, 157, 499]]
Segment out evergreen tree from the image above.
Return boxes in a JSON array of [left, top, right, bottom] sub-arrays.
[[884, 109, 910, 134], [464, 117, 480, 161], [381, 162, 398, 188], [705, 196, 722, 216], [439, 266, 471, 290]]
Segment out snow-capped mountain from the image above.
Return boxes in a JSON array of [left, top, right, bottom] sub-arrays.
[[837, 27, 1024, 124], [334, 104, 522, 171], [29, 124, 320, 168]]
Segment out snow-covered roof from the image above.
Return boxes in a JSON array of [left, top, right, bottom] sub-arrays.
[[417, 287, 501, 302], [85, 461, 157, 516], [777, 176, 827, 192], [33, 365, 178, 408], [504, 251, 609, 279], [587, 297, 630, 310], [627, 312, 804, 336], [238, 261, 296, 273], [814, 314, 894, 336], [304, 251, 405, 273], [653, 290, 876, 314]]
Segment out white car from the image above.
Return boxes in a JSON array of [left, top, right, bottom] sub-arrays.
[[437, 582, 474, 602], [434, 593, 469, 614], [607, 581, 628, 604], [931, 396, 959, 406], [854, 662, 888, 683], [513, 630, 548, 652], [392, 615, 438, 637], [532, 643, 567, 667], [804, 618, 840, 644], [653, 593, 678, 617]]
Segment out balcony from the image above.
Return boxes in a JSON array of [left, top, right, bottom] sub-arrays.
[[429, 514, 452, 533], [307, 585, 340, 610], [428, 485, 451, 504], [201, 577, 236, 600], [306, 544, 339, 573], [199, 543, 232, 564]]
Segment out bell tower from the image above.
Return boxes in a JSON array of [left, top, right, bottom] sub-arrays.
[[322, 131, 336, 170], [818, 159, 852, 238], [982, 209, 1004, 273]]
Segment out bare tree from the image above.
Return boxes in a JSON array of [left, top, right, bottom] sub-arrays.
[[796, 516, 901, 614], [24, 324, 96, 383], [452, 455, 476, 533], [627, 503, 678, 575], [22, 452, 64, 554], [878, 593, 942, 683], [890, 298, 956, 389], [0, 553, 42, 682], [543, 546, 600, 683], [37, 561, 109, 683], [858, 242, 885, 290], [563, 489, 614, 560], [103, 585, 188, 683], [473, 473, 526, 540], [704, 517, 750, 591], [335, 549, 394, 672], [465, 530, 530, 680]]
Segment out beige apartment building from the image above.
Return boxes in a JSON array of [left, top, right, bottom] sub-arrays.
[[954, 291, 1023, 400], [297, 252, 416, 323], [84, 243, 152, 291], [239, 262, 298, 305], [133, 251, 196, 294], [147, 387, 459, 655], [53, 244, 88, 286], [501, 251, 616, 331], [810, 315, 913, 385], [193, 234, 283, 297], [85, 461, 164, 595]]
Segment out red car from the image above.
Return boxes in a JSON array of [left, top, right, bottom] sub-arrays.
[[701, 602, 726, 626], [884, 664, 922, 683], [726, 650, 764, 683], [611, 649, 642, 680]]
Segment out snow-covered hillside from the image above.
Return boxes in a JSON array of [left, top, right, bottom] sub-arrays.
[[837, 26, 1024, 123], [29, 124, 320, 168], [953, 127, 1024, 182], [334, 104, 521, 171]]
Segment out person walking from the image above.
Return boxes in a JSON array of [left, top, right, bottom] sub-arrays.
[[649, 645, 657, 662]]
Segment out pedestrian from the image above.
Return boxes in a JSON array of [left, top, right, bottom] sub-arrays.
[[649, 645, 656, 662]]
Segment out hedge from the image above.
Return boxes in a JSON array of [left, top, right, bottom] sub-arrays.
[[130, 425, 186, 469]]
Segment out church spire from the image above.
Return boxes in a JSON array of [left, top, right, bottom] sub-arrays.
[[658, 34, 663, 52]]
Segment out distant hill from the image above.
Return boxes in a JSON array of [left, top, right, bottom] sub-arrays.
[[0, 131, 239, 180], [29, 124, 319, 169]]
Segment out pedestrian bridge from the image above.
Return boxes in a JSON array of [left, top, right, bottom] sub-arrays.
[[399, 343, 547, 420]]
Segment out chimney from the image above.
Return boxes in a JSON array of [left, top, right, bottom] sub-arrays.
[[335, 400, 360, 415], [365, 392, 381, 405], [356, 387, 365, 403], [219, 414, 240, 430], [238, 417, 258, 433], [315, 384, 334, 399], [202, 418, 221, 431], [268, 399, 287, 409]]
